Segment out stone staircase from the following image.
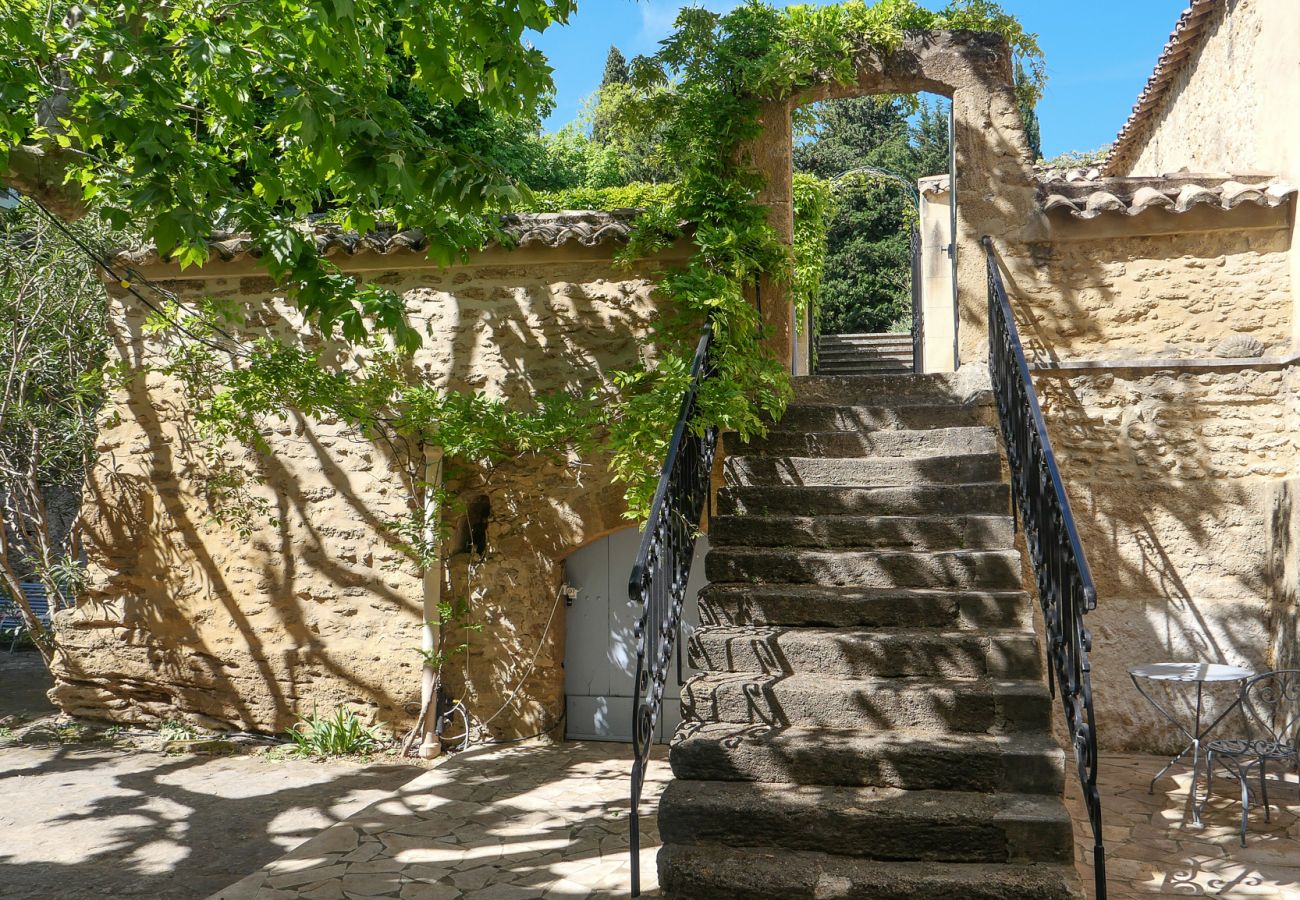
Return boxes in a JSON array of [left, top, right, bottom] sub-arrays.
[[815, 332, 915, 376], [657, 371, 1082, 899]]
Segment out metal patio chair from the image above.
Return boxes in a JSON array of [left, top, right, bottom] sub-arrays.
[[1199, 669, 1300, 845]]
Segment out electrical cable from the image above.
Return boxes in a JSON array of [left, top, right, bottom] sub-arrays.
[[470, 580, 565, 731], [24, 197, 249, 356]]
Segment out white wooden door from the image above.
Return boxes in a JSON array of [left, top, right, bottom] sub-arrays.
[[563, 526, 708, 743]]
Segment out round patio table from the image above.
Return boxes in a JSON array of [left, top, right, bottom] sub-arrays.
[[1128, 661, 1253, 824]]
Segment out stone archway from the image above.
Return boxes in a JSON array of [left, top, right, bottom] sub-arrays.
[[744, 30, 1045, 370]]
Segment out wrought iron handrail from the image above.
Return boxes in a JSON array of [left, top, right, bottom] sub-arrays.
[[983, 237, 1106, 899], [627, 321, 718, 897]]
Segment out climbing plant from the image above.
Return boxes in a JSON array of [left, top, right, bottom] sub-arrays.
[[600, 0, 1044, 512], [2, 0, 1043, 731]]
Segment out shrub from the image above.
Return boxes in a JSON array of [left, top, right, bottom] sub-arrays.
[[286, 707, 383, 758]]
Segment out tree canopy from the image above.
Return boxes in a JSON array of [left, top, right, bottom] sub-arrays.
[[0, 0, 575, 345]]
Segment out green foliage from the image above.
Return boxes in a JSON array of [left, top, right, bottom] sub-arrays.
[[596, 0, 1041, 512], [1015, 61, 1043, 162], [286, 707, 384, 757], [0, 0, 576, 345], [525, 182, 677, 213], [416, 597, 482, 671], [601, 47, 631, 89], [159, 719, 199, 742], [791, 173, 836, 337], [150, 307, 597, 568], [0, 202, 110, 646], [1041, 146, 1112, 171], [795, 95, 949, 334]]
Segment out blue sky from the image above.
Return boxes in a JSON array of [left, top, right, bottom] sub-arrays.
[[532, 0, 1190, 159]]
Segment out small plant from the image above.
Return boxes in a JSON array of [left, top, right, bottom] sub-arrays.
[[160, 718, 198, 741], [286, 707, 383, 758], [55, 722, 91, 743]]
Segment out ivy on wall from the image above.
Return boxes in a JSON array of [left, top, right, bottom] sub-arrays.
[[592, 0, 1043, 513]]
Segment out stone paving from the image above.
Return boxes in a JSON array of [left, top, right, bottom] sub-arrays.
[[210, 742, 669, 900], [1069, 753, 1300, 898], [209, 743, 1299, 900]]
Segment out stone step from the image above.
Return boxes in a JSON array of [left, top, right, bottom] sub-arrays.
[[816, 347, 912, 358], [815, 351, 912, 363], [718, 483, 1010, 517], [681, 672, 1052, 733], [815, 363, 913, 376], [723, 426, 997, 458], [670, 724, 1065, 793], [819, 334, 914, 345], [724, 452, 1002, 488], [659, 846, 1082, 900], [790, 372, 990, 407], [709, 515, 1015, 552], [658, 780, 1074, 863], [776, 403, 991, 433], [688, 626, 1042, 679], [698, 584, 1030, 628], [705, 548, 1023, 590]]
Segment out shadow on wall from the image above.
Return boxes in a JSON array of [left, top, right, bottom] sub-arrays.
[[53, 257, 669, 740], [995, 230, 1297, 753]]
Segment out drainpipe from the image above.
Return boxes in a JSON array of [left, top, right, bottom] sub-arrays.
[[418, 449, 445, 759]]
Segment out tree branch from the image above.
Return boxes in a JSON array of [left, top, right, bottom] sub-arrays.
[[2, 144, 87, 221]]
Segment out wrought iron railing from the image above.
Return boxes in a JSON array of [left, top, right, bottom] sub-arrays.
[[627, 321, 718, 897], [983, 237, 1106, 899]]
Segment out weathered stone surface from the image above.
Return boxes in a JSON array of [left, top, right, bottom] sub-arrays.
[[717, 482, 1010, 517], [681, 672, 1051, 734], [688, 626, 1042, 680], [723, 425, 997, 458], [708, 513, 1015, 551], [658, 846, 1083, 900], [704, 548, 1024, 590], [659, 780, 1074, 863], [723, 451, 1002, 487], [670, 724, 1065, 793], [54, 252, 678, 738], [698, 584, 1030, 628], [775, 402, 991, 433]]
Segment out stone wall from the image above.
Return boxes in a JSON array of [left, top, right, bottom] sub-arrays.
[[1116, 0, 1300, 183], [1014, 227, 1292, 360], [1005, 213, 1298, 751], [1109, 0, 1300, 346], [51, 236, 679, 739]]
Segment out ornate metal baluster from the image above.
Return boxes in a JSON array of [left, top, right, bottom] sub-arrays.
[[628, 322, 718, 897], [983, 238, 1107, 900]]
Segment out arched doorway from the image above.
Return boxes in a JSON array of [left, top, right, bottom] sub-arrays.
[[562, 526, 709, 742], [749, 31, 1045, 375], [794, 93, 958, 376]]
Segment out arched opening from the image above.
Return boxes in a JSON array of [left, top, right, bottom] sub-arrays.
[[748, 32, 1044, 374], [561, 525, 709, 742], [793, 92, 957, 376]]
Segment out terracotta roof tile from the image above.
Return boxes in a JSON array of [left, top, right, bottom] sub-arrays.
[[111, 210, 640, 268], [1103, 0, 1222, 175], [1037, 173, 1295, 219]]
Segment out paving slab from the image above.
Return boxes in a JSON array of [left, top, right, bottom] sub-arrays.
[[210, 742, 669, 900], [1067, 752, 1300, 898]]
